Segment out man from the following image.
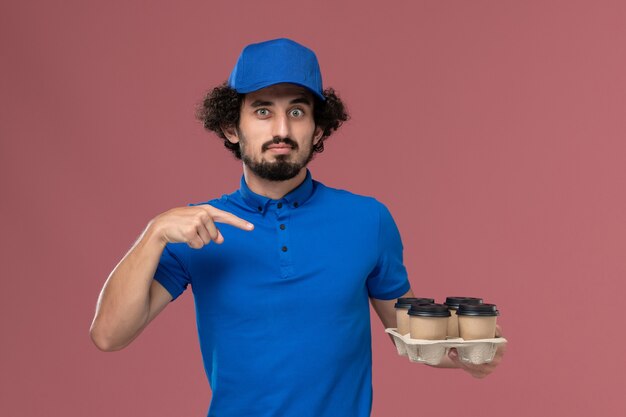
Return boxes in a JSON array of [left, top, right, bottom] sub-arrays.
[[90, 38, 504, 417]]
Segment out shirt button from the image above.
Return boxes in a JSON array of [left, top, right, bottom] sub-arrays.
[[257, 206, 262, 211], [294, 202, 299, 208], [281, 246, 288, 252], [280, 224, 286, 230], [277, 203, 283, 209]]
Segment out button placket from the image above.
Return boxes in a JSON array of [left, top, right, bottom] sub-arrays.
[[275, 202, 293, 279]]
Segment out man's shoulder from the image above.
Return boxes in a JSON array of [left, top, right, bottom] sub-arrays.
[[314, 180, 387, 211], [186, 191, 235, 210]]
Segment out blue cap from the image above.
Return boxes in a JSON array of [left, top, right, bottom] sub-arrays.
[[228, 38, 325, 101]]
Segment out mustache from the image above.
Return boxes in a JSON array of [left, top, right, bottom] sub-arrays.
[[262, 137, 299, 152]]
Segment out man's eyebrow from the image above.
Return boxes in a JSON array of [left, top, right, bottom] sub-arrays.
[[250, 100, 273, 108], [289, 97, 312, 106]]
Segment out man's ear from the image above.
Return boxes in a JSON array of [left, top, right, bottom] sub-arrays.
[[313, 126, 324, 146], [221, 125, 239, 144]]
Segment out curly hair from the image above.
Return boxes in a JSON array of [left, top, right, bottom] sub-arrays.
[[195, 82, 349, 159]]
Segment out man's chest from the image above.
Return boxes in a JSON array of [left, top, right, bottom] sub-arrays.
[[186, 207, 379, 316]]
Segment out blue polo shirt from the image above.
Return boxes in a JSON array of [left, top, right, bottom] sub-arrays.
[[153, 169, 410, 417]]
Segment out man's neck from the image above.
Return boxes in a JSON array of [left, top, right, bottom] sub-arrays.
[[242, 165, 308, 200]]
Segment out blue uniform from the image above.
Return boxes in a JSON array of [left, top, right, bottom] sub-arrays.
[[153, 169, 410, 417]]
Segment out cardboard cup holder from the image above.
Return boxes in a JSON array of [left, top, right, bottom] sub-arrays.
[[385, 328, 507, 365]]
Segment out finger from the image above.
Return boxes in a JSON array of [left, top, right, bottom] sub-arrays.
[[215, 228, 224, 244], [448, 348, 462, 364], [490, 352, 503, 367], [203, 218, 220, 242], [495, 324, 503, 337], [494, 342, 507, 358], [187, 233, 205, 250], [196, 223, 213, 246], [199, 205, 254, 231]]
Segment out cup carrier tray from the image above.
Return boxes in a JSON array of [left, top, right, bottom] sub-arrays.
[[385, 328, 507, 365]]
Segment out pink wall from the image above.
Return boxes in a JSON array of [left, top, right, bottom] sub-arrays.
[[2, 0, 625, 415]]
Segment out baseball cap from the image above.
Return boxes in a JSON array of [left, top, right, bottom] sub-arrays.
[[227, 38, 325, 101]]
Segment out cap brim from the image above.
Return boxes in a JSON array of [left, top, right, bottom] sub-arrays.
[[234, 80, 326, 101]]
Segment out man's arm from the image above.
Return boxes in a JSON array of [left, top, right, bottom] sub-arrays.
[[89, 223, 172, 352], [90, 204, 254, 352], [370, 288, 414, 329], [370, 288, 414, 344]]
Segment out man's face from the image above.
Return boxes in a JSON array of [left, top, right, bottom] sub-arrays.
[[230, 83, 323, 181]]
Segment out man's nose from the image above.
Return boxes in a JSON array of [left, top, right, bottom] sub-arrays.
[[271, 113, 291, 139]]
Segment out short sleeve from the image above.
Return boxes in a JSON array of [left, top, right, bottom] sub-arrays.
[[366, 202, 411, 300], [153, 243, 192, 302]]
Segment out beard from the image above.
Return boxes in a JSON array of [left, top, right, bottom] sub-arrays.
[[239, 131, 316, 181]]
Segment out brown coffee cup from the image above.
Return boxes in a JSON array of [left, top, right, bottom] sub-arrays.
[[394, 298, 435, 335], [457, 303, 499, 340], [444, 297, 483, 337], [408, 303, 450, 340]]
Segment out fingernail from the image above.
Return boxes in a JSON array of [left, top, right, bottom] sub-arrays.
[[247, 223, 254, 229]]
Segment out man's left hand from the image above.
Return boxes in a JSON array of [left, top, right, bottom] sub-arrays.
[[447, 324, 506, 378]]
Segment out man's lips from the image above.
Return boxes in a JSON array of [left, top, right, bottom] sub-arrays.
[[267, 144, 293, 153]]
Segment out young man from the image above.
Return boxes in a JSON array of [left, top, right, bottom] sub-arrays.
[[90, 38, 504, 417]]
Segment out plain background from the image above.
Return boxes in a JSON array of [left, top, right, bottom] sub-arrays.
[[1, 1, 625, 416]]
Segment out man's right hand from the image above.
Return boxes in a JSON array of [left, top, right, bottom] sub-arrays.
[[151, 204, 254, 249]]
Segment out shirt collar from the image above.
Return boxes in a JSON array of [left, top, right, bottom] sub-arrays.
[[238, 169, 315, 214]]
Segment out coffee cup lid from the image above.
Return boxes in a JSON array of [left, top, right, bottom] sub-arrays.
[[456, 303, 499, 316], [407, 303, 451, 317], [394, 297, 435, 309], [444, 296, 483, 309]]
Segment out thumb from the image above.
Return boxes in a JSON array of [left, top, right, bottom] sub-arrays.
[[448, 348, 467, 370]]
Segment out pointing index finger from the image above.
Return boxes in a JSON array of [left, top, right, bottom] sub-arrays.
[[197, 204, 254, 231]]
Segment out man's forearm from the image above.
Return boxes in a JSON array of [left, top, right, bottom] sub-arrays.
[[89, 222, 166, 351]]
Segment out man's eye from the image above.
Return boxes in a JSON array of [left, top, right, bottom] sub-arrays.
[[256, 109, 270, 116], [290, 109, 304, 117]]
